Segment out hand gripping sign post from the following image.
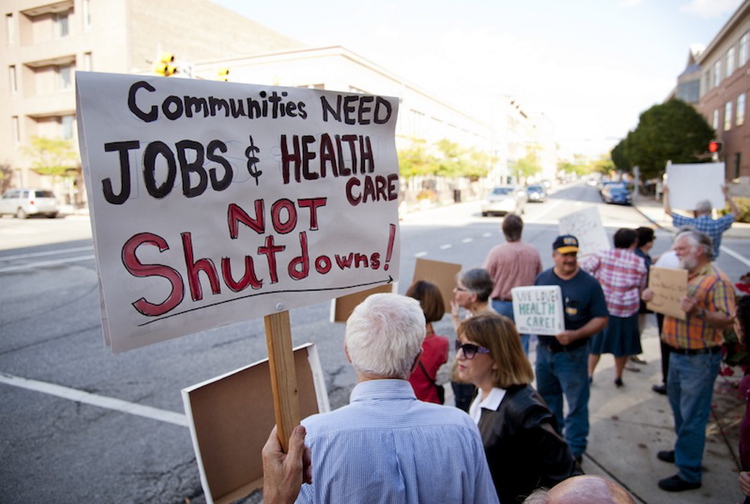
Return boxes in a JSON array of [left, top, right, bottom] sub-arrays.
[[76, 72, 400, 454]]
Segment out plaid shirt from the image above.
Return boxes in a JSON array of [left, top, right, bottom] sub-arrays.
[[581, 248, 647, 317], [672, 213, 734, 259], [662, 262, 736, 349]]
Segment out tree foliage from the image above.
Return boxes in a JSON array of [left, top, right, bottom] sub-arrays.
[[21, 136, 79, 182], [617, 99, 714, 180], [398, 139, 490, 180], [510, 146, 542, 184]]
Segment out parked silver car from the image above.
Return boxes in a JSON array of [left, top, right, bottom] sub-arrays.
[[480, 186, 527, 216], [0, 188, 59, 218]]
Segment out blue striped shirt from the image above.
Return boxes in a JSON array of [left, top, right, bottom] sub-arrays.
[[298, 380, 499, 504]]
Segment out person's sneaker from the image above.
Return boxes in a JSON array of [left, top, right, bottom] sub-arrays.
[[652, 383, 667, 395], [614, 378, 624, 387], [657, 450, 675, 463], [658, 474, 701, 492], [630, 355, 647, 365]]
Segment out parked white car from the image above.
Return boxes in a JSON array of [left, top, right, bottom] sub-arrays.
[[480, 186, 527, 216], [0, 188, 59, 218]]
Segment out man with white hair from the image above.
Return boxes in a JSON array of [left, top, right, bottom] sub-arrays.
[[642, 230, 736, 492], [522, 475, 636, 504], [293, 293, 499, 503], [663, 184, 740, 259]]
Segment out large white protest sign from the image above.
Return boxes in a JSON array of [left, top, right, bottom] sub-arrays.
[[511, 285, 564, 336], [76, 72, 400, 353], [666, 162, 725, 210], [558, 207, 610, 257]]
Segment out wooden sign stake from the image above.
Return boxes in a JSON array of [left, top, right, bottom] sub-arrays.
[[264, 310, 301, 452]]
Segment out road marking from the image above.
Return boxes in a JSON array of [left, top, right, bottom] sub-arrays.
[[462, 238, 473, 243], [0, 246, 93, 261], [482, 233, 492, 237], [415, 251, 428, 257], [439, 244, 453, 250], [721, 246, 750, 267], [0, 372, 188, 427], [0, 254, 95, 273]]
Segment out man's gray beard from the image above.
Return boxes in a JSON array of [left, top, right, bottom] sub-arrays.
[[680, 255, 698, 270]]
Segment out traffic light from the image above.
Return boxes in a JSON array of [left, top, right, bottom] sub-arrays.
[[152, 51, 176, 77], [217, 67, 230, 81], [708, 140, 723, 153]]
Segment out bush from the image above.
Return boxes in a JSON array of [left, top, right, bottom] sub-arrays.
[[721, 197, 750, 223]]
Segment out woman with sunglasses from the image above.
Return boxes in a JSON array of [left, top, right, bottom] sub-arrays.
[[450, 268, 496, 411], [456, 312, 581, 503]]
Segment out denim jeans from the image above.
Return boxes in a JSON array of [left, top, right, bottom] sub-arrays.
[[492, 299, 530, 355], [667, 350, 721, 484], [535, 343, 590, 456]]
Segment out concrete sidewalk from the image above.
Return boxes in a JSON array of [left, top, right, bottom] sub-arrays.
[[584, 323, 744, 503]]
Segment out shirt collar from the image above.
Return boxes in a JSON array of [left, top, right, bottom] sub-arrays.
[[469, 387, 507, 423], [350, 379, 417, 403]]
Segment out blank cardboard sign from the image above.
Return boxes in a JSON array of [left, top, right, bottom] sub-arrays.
[[182, 344, 328, 504], [330, 283, 396, 323], [412, 258, 462, 312]]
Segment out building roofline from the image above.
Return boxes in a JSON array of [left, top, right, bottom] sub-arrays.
[[697, 0, 750, 62]]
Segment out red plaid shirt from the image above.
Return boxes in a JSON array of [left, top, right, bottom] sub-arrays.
[[662, 262, 736, 349], [581, 248, 647, 317]]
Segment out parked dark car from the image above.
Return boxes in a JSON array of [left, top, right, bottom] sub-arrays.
[[601, 183, 633, 205], [525, 184, 547, 202]]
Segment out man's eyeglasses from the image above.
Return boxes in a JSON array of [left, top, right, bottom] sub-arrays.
[[455, 340, 491, 359]]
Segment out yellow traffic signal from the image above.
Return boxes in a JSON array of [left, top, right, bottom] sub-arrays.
[[153, 51, 176, 76], [217, 67, 230, 81]]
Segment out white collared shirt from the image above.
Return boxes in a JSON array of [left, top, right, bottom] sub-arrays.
[[469, 387, 507, 424]]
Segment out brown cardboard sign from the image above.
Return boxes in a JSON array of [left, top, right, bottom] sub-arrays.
[[646, 267, 688, 320], [330, 283, 396, 323], [412, 258, 463, 313], [181, 344, 328, 504]]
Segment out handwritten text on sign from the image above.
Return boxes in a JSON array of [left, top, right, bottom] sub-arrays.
[[76, 72, 401, 353], [646, 267, 688, 321], [511, 286, 564, 336]]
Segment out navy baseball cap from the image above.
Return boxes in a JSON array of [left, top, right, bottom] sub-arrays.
[[553, 235, 579, 254]]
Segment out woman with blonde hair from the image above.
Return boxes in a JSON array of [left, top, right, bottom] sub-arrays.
[[457, 312, 581, 503]]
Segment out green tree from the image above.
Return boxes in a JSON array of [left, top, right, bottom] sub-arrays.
[[0, 163, 13, 193], [22, 136, 79, 184], [610, 139, 630, 173], [398, 140, 437, 178], [623, 99, 714, 180], [511, 147, 542, 184]]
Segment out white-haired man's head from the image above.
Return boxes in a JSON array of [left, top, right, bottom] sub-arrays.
[[345, 293, 426, 380], [695, 199, 712, 214]]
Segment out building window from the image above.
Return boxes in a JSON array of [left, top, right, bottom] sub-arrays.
[[713, 109, 720, 130], [9, 65, 17, 94], [741, 33, 750, 67], [734, 153, 741, 179], [58, 64, 72, 90], [60, 115, 74, 140], [725, 101, 733, 131], [714, 60, 722, 87], [55, 11, 70, 38], [12, 116, 20, 144], [83, 0, 92, 28], [727, 47, 736, 77], [703, 70, 712, 93], [738, 93, 746, 126], [84, 52, 92, 71], [6, 13, 14, 46]]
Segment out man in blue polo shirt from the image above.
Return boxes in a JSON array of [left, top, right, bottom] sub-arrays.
[[535, 235, 608, 464], [663, 184, 740, 259]]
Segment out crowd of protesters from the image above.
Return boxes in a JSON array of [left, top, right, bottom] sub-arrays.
[[261, 184, 748, 503]]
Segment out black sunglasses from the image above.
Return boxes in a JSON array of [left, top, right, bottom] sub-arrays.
[[455, 340, 491, 360]]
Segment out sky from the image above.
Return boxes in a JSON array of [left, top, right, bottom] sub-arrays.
[[214, 0, 743, 159]]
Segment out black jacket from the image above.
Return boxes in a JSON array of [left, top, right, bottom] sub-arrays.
[[477, 384, 582, 504]]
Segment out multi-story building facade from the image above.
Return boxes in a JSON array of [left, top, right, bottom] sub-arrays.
[[1, 0, 304, 204], [695, 0, 750, 183], [3, 0, 552, 208]]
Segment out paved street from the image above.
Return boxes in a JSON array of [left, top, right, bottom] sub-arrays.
[[1, 181, 749, 503]]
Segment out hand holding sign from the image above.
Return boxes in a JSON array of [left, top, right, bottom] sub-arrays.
[[511, 286, 564, 336]]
